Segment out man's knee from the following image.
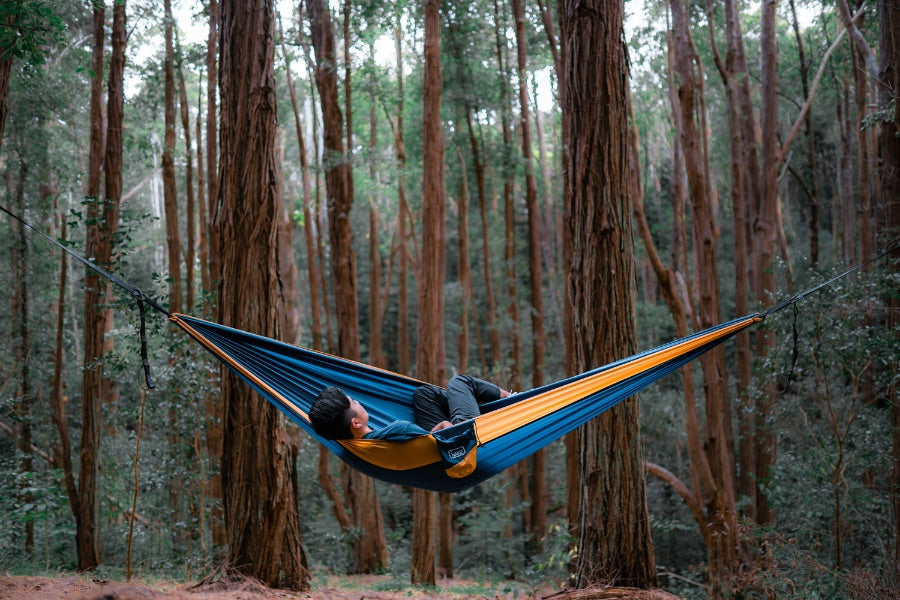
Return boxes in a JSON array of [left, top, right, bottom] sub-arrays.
[[448, 374, 476, 394], [413, 384, 446, 430], [413, 384, 440, 406]]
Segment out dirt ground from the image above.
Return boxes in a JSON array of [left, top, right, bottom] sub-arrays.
[[0, 574, 684, 599], [0, 574, 535, 600]]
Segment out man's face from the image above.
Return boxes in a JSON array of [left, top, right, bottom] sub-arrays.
[[347, 396, 369, 433]]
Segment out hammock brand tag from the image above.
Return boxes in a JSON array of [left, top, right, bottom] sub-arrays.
[[434, 422, 479, 478], [448, 446, 466, 460]]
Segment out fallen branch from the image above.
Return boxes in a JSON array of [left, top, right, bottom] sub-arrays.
[[643, 460, 707, 533]]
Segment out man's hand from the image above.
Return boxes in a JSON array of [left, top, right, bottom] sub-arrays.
[[431, 420, 452, 432]]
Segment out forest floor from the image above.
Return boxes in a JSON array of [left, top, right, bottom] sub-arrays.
[[0, 573, 685, 599]]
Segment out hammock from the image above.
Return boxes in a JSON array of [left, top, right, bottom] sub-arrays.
[[171, 312, 763, 492], [3, 203, 892, 493]]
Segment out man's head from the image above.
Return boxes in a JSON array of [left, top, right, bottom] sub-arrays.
[[309, 386, 370, 440]]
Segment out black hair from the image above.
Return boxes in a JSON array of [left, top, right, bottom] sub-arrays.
[[309, 386, 353, 440]]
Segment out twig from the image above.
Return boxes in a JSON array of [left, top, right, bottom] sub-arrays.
[[126, 383, 148, 581]]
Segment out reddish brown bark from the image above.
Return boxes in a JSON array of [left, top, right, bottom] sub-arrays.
[[367, 57, 385, 369], [411, 0, 446, 586], [556, 0, 580, 534], [455, 146, 473, 373], [847, 13, 874, 266], [162, 1, 186, 550], [466, 107, 501, 367], [562, 0, 656, 588], [668, 2, 741, 588], [77, 3, 108, 571], [308, 0, 356, 359], [279, 28, 323, 351], [438, 492, 453, 578], [51, 212, 77, 524], [176, 42, 196, 311], [203, 0, 225, 549], [163, 0, 182, 316], [216, 0, 307, 588], [205, 0, 219, 306], [0, 35, 12, 151], [276, 145, 302, 346], [877, 0, 900, 564], [711, 0, 756, 517], [754, 0, 780, 526], [512, 0, 547, 547], [787, 0, 821, 266], [12, 160, 33, 554], [394, 19, 411, 374], [307, 0, 387, 573], [196, 76, 208, 310]]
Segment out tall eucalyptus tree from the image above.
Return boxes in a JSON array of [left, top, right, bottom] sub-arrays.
[[215, 0, 307, 588]]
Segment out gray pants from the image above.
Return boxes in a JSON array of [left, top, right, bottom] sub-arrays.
[[412, 375, 502, 431]]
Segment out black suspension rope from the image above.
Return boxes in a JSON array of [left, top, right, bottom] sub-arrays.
[[762, 242, 898, 395], [1, 203, 169, 388], [2, 202, 897, 393], [762, 243, 899, 317]]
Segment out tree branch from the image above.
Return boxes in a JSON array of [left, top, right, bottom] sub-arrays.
[[644, 461, 707, 531], [777, 13, 851, 168]]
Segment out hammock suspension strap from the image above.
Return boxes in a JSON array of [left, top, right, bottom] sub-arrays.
[[1, 203, 170, 388]]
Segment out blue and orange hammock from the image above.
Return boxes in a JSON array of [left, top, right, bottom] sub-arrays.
[[171, 311, 763, 492], [3, 204, 891, 493]]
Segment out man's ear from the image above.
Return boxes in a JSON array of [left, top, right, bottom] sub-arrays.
[[350, 417, 361, 430]]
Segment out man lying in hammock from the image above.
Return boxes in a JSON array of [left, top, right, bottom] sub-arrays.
[[309, 375, 512, 441]]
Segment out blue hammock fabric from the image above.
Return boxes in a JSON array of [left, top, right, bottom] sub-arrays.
[[171, 312, 764, 493]]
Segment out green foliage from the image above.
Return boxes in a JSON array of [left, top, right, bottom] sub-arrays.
[[763, 266, 897, 579], [0, 0, 64, 64]]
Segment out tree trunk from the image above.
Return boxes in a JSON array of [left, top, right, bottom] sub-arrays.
[[787, 0, 821, 266], [466, 108, 502, 367], [280, 29, 323, 352], [0, 15, 13, 152], [669, 3, 741, 590], [852, 34, 874, 268], [307, 0, 388, 573], [51, 211, 78, 524], [196, 75, 208, 313], [216, 0, 308, 588], [455, 146, 473, 374], [837, 77, 854, 264], [715, 0, 756, 518], [838, 0, 876, 266], [877, 0, 900, 565], [162, 0, 185, 552], [394, 18, 411, 375], [276, 141, 302, 346], [512, 0, 547, 549], [205, 0, 219, 306], [556, 0, 581, 536], [177, 39, 196, 312], [562, 0, 656, 588], [204, 0, 225, 551], [77, 3, 107, 571], [367, 55, 385, 369], [12, 160, 33, 554], [163, 0, 182, 316], [753, 0, 780, 526], [495, 0, 521, 395], [343, 0, 352, 151], [412, 0, 446, 586]]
